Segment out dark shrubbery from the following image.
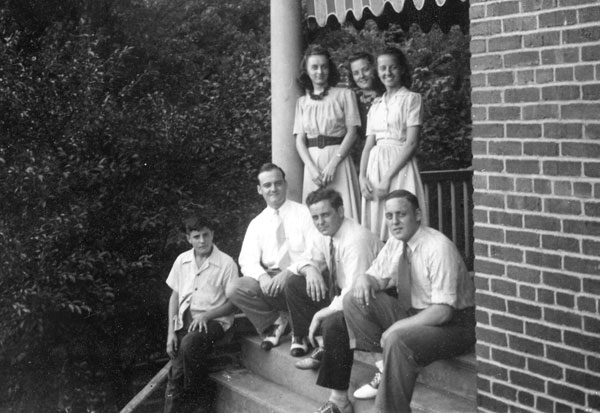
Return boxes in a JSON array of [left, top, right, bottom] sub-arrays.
[[0, 1, 270, 411], [0, 2, 471, 411]]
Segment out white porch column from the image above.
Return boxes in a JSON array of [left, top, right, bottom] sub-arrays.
[[271, 0, 303, 201]]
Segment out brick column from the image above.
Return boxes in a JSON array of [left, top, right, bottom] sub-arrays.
[[469, 1, 600, 412]]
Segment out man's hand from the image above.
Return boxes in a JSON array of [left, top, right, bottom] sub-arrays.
[[188, 313, 210, 333], [258, 273, 273, 296], [261, 270, 292, 297], [166, 332, 178, 359], [352, 274, 379, 307], [305, 269, 327, 302]]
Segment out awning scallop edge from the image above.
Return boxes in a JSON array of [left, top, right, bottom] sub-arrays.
[[306, 0, 469, 32]]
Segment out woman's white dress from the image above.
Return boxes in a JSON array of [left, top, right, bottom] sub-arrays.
[[361, 87, 429, 240], [293, 87, 361, 221]]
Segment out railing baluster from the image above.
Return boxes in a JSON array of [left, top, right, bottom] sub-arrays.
[[450, 181, 457, 244], [463, 180, 470, 260], [437, 181, 443, 230]]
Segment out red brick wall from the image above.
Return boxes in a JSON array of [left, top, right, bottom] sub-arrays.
[[469, 1, 600, 412]]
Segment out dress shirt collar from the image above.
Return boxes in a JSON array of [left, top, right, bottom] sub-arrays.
[[266, 198, 290, 216], [180, 244, 225, 270], [331, 217, 352, 244], [405, 225, 425, 254]]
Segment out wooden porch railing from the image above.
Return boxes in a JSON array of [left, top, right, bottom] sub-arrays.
[[421, 168, 474, 271]]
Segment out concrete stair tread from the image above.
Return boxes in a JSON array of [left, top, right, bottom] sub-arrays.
[[237, 335, 476, 413], [212, 367, 321, 413]]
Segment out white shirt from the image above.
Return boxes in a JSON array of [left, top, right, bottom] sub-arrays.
[[239, 199, 314, 280], [367, 226, 475, 310], [291, 218, 382, 311], [166, 245, 239, 331]]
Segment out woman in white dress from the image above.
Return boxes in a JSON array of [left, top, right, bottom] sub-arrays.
[[359, 47, 428, 240], [294, 45, 361, 221]]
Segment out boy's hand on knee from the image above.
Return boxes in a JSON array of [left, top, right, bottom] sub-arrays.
[[189, 314, 209, 333]]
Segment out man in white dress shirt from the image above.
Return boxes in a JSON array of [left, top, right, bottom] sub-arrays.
[[286, 188, 382, 413], [345, 189, 476, 413], [226, 163, 314, 351]]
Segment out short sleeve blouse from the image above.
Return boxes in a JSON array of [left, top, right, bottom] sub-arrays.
[[366, 88, 422, 141], [293, 87, 361, 138]]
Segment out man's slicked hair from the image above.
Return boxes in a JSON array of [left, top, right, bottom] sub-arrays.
[[385, 189, 420, 211], [257, 163, 286, 184], [306, 188, 343, 210]]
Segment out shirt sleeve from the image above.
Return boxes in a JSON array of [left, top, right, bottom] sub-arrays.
[[343, 89, 361, 128], [406, 92, 423, 127], [238, 219, 267, 280], [289, 231, 327, 276], [427, 240, 461, 308], [329, 235, 381, 311], [293, 97, 305, 135], [165, 256, 181, 292]]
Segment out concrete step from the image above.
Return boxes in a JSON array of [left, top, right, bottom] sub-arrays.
[[353, 349, 477, 401], [212, 368, 321, 413], [238, 335, 476, 413]]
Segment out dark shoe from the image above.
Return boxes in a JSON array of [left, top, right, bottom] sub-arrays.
[[290, 335, 310, 357], [313, 400, 353, 413], [260, 313, 290, 351], [295, 347, 325, 370]]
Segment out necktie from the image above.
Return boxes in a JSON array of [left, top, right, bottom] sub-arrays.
[[396, 242, 412, 310], [274, 210, 291, 269], [328, 237, 340, 301]]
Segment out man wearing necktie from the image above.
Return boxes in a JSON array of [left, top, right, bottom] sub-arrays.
[[227, 163, 314, 353], [344, 189, 476, 413], [285, 188, 381, 413]]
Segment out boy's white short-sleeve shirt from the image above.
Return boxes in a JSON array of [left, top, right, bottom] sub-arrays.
[[166, 244, 238, 332]]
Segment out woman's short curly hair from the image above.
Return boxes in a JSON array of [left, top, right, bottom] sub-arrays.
[[346, 51, 385, 94], [377, 46, 412, 89], [297, 45, 340, 92]]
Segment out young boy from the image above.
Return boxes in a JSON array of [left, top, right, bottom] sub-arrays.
[[164, 215, 238, 413]]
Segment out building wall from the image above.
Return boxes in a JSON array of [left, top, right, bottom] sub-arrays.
[[469, 0, 600, 412]]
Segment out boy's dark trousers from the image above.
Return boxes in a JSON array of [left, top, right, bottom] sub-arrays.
[[164, 312, 225, 413]]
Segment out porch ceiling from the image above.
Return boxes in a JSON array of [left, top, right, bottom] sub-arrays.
[[306, 0, 470, 33]]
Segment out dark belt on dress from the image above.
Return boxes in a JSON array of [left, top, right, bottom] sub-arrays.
[[307, 135, 344, 149]]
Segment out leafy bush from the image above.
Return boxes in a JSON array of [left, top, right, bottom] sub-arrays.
[[0, 1, 270, 411]]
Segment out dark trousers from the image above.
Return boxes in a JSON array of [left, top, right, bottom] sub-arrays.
[[316, 311, 354, 391], [284, 275, 329, 336], [164, 318, 225, 413], [343, 292, 476, 413]]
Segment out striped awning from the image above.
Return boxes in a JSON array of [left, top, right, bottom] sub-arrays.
[[306, 0, 469, 32]]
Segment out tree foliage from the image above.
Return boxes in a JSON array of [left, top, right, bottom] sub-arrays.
[[0, 1, 270, 411]]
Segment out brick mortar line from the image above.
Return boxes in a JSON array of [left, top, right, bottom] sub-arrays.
[[475, 225, 600, 245], [476, 379, 594, 411], [475, 332, 600, 365], [476, 338, 600, 371]]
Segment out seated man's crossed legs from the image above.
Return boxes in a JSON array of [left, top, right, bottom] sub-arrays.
[[225, 276, 290, 351]]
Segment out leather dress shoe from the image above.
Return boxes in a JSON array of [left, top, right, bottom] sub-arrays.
[[290, 335, 310, 357], [260, 313, 290, 351], [295, 347, 324, 370]]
